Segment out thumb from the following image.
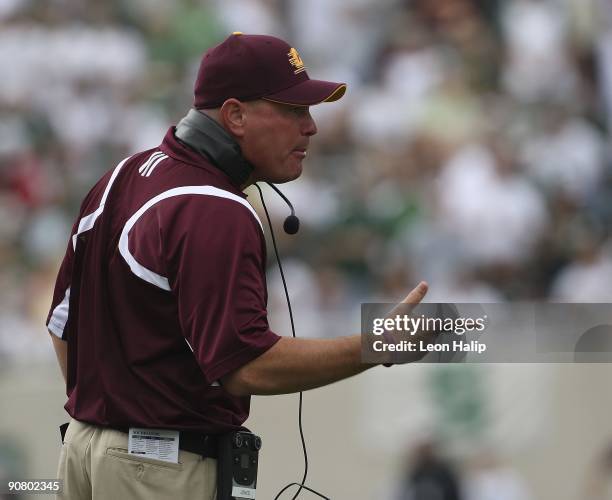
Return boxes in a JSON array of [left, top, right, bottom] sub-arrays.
[[401, 281, 429, 305]]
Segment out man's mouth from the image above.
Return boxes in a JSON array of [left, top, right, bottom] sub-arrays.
[[292, 148, 307, 159]]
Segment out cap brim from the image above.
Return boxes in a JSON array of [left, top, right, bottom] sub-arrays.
[[263, 79, 346, 106]]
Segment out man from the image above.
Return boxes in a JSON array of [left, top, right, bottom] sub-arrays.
[[47, 33, 428, 499]]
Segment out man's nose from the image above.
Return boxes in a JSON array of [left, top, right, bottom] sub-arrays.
[[302, 111, 317, 136]]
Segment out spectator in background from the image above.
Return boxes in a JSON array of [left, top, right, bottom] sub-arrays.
[[394, 440, 462, 500]]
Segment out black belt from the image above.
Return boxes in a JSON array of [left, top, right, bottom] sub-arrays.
[[59, 422, 218, 458]]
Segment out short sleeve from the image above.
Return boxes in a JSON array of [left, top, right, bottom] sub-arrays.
[[46, 234, 75, 339], [129, 194, 280, 384], [47, 169, 113, 338]]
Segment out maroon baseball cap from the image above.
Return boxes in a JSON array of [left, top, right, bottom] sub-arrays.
[[194, 33, 346, 109]]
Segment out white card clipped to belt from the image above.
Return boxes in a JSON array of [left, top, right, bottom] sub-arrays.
[[232, 486, 256, 499], [128, 428, 179, 464]]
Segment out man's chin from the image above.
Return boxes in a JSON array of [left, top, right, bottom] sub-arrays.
[[252, 159, 303, 184], [274, 162, 303, 184]]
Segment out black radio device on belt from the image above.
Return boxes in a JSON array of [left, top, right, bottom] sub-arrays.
[[217, 430, 262, 500]]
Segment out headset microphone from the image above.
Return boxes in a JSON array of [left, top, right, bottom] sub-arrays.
[[174, 109, 301, 236], [265, 183, 300, 235]]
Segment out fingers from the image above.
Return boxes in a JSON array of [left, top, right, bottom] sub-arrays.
[[384, 281, 429, 330], [380, 281, 430, 365], [401, 281, 429, 305]]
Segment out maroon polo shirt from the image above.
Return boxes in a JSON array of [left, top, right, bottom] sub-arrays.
[[46, 128, 280, 434]]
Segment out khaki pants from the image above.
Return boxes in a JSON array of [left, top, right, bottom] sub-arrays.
[[56, 419, 217, 500]]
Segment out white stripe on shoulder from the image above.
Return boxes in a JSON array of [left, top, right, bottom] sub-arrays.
[[138, 151, 163, 174], [144, 154, 168, 177], [48, 287, 70, 338], [72, 156, 130, 250], [118, 185, 263, 290]]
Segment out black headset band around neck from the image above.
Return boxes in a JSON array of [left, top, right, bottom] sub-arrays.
[[174, 108, 254, 186]]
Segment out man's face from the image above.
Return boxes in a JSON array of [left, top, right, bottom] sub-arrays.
[[239, 100, 318, 184]]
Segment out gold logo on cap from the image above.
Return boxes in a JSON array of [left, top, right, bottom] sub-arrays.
[[287, 48, 306, 74]]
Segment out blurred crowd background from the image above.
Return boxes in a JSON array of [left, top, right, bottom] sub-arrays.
[[2, 0, 612, 499]]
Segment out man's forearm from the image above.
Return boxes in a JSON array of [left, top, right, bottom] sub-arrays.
[[49, 332, 68, 384], [222, 281, 429, 396], [221, 336, 372, 396]]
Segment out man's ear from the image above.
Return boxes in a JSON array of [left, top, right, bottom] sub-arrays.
[[219, 98, 247, 138]]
